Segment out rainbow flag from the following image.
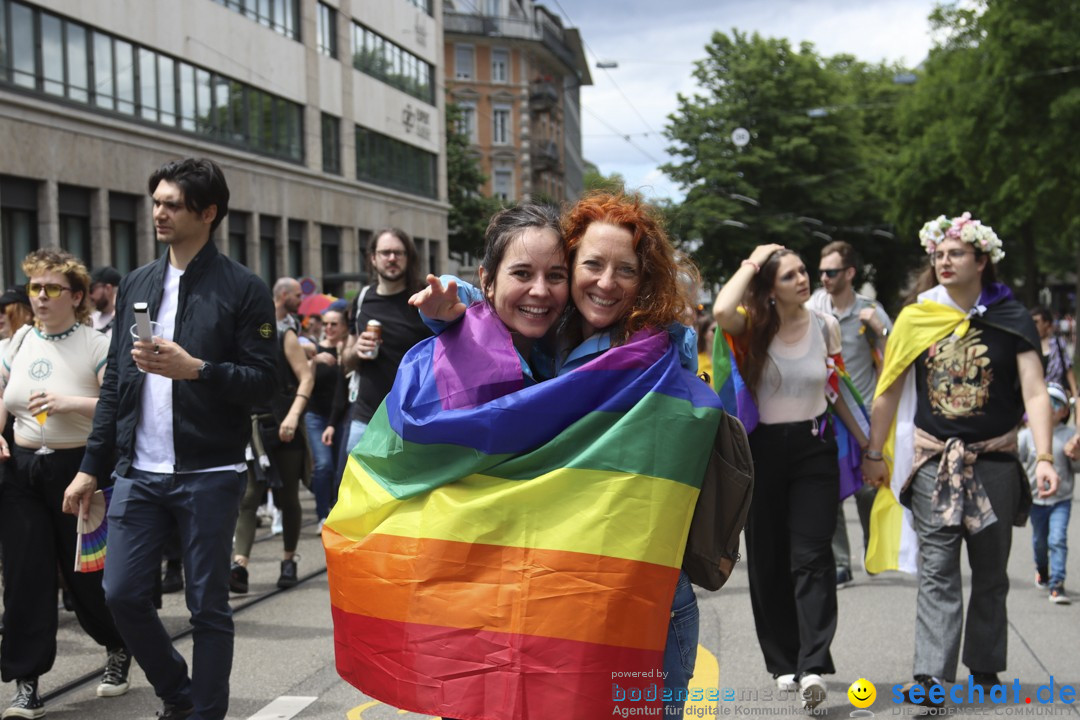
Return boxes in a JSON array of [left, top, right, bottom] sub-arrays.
[[711, 327, 758, 432], [323, 303, 723, 719], [75, 486, 112, 573]]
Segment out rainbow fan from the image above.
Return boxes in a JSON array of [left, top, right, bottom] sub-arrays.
[[75, 487, 112, 573]]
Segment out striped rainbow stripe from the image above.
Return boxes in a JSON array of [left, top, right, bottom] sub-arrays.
[[324, 303, 722, 719]]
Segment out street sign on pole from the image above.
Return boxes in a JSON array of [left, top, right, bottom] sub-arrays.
[[731, 127, 750, 147]]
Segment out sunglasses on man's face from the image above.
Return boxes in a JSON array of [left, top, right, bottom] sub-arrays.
[[27, 282, 72, 299], [819, 268, 849, 279]]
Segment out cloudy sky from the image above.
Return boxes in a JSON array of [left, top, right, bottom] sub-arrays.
[[552, 0, 941, 201]]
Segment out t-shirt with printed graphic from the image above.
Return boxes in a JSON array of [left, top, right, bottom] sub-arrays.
[[913, 319, 1032, 443]]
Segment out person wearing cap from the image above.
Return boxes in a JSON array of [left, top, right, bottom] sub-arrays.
[[0, 287, 33, 353], [89, 266, 123, 337], [1018, 382, 1075, 604], [862, 212, 1060, 706]]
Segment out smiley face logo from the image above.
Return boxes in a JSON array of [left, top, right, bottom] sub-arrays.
[[847, 678, 876, 708]]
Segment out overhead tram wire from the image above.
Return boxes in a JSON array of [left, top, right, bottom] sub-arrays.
[[547, 0, 665, 154]]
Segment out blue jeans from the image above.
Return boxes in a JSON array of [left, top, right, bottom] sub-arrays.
[[662, 570, 699, 717], [104, 468, 245, 720], [304, 411, 335, 520], [1031, 500, 1071, 588], [346, 418, 369, 457]]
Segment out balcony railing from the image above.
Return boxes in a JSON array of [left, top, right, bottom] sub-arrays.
[[529, 82, 559, 111], [531, 139, 561, 171], [445, 11, 579, 71]]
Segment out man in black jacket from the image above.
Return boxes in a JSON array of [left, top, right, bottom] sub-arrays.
[[63, 158, 277, 720]]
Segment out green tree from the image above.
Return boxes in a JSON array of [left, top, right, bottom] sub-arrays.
[[887, 0, 1080, 306], [662, 31, 909, 305], [582, 162, 626, 194], [446, 102, 502, 257]]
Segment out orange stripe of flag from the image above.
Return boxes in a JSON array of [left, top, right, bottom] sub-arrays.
[[325, 527, 677, 651]]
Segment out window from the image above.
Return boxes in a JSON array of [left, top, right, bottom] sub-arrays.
[[454, 45, 474, 80], [9, 2, 34, 88], [259, 215, 278, 286], [351, 23, 434, 104], [210, 0, 299, 40], [229, 212, 249, 266], [109, 192, 138, 274], [492, 105, 510, 145], [355, 126, 437, 199], [455, 101, 476, 143], [322, 112, 341, 174], [406, 0, 432, 15], [58, 185, 92, 268], [491, 48, 508, 83], [66, 24, 88, 102], [41, 13, 63, 96], [485, 0, 501, 16], [0, 3, 305, 163], [287, 220, 304, 278], [92, 31, 113, 107], [0, 175, 39, 288], [493, 168, 512, 201], [320, 225, 341, 295], [114, 39, 135, 115], [316, 2, 336, 58]]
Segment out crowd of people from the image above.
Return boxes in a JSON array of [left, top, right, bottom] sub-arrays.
[[0, 156, 1076, 720]]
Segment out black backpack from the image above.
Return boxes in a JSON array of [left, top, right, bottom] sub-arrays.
[[682, 410, 755, 591]]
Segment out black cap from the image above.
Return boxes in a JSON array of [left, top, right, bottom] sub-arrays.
[[0, 286, 30, 309], [90, 266, 123, 287]]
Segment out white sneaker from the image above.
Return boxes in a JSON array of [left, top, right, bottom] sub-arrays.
[[776, 674, 798, 691], [800, 673, 826, 710]]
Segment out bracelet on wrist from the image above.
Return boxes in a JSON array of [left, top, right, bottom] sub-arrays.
[[741, 259, 760, 274], [1036, 452, 1054, 464], [863, 449, 884, 461]]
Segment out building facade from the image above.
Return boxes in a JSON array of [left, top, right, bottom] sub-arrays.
[[443, 0, 589, 205], [0, 0, 448, 296]]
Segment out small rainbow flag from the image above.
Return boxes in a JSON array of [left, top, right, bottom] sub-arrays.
[[75, 486, 112, 573], [324, 303, 723, 719]]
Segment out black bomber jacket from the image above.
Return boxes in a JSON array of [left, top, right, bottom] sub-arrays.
[[80, 241, 278, 478]]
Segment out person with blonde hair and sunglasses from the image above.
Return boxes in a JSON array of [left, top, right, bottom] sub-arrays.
[[0, 248, 130, 718]]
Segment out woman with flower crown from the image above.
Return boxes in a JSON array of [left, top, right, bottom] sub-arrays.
[[862, 212, 1060, 708]]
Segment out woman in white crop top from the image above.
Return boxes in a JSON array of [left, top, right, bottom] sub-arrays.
[[714, 244, 868, 710], [0, 249, 128, 713]]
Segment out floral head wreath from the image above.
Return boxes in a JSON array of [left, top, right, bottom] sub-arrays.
[[918, 212, 1005, 264]]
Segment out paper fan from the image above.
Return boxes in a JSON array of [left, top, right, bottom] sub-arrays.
[[75, 486, 113, 573]]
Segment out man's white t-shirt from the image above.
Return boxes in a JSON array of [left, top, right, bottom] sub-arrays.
[[132, 263, 244, 474]]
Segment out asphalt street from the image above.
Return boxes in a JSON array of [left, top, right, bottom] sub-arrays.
[[7, 486, 1079, 719]]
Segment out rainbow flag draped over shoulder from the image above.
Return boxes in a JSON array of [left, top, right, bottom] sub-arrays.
[[324, 303, 723, 720]]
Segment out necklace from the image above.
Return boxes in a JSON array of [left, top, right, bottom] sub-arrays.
[[36, 322, 80, 342]]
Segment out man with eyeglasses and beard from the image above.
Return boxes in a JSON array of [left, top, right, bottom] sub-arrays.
[[807, 240, 892, 586], [334, 228, 432, 457]]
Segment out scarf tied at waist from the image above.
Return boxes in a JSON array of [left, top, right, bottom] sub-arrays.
[[908, 427, 1018, 534]]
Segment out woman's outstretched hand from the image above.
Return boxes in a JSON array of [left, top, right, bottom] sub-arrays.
[[409, 274, 467, 322]]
